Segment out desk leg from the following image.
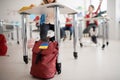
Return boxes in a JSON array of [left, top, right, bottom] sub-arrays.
[[21, 14, 28, 64], [106, 22, 109, 46], [0, 20, 4, 34], [16, 26, 20, 44], [72, 14, 78, 59], [29, 22, 32, 38], [78, 21, 83, 47], [54, 6, 61, 74], [11, 31, 14, 40], [102, 22, 106, 49]]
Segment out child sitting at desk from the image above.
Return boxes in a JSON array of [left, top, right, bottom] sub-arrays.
[[62, 15, 73, 41], [83, 0, 103, 44], [40, 0, 64, 42], [39, 0, 62, 74]]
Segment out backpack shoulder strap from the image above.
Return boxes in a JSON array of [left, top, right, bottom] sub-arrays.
[[35, 50, 43, 64]]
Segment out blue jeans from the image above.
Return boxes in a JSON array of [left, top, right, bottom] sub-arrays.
[[62, 27, 73, 37], [83, 23, 97, 34]]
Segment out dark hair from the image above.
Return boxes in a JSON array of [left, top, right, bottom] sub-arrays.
[[43, 0, 56, 4], [89, 5, 94, 9]]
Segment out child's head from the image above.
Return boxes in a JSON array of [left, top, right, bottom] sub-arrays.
[[43, 0, 56, 4], [88, 5, 94, 13]]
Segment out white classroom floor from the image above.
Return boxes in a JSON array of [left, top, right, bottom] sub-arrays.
[[0, 34, 120, 80]]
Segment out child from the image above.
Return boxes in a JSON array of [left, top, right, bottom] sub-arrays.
[[40, 0, 64, 42], [41, 0, 56, 5], [39, 0, 61, 74], [62, 15, 73, 41], [83, 0, 103, 44]]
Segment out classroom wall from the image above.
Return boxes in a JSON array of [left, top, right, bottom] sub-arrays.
[[107, 0, 120, 40], [116, 0, 120, 40], [0, 0, 41, 23], [107, 0, 116, 40]]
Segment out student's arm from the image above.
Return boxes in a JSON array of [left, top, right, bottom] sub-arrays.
[[95, 0, 103, 14]]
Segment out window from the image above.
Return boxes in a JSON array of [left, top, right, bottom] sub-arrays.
[[61, 0, 107, 17]]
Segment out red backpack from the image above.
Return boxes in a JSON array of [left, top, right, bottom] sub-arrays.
[[0, 34, 7, 56], [30, 40, 58, 79]]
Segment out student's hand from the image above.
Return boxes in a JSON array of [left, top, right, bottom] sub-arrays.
[[40, 2, 45, 5]]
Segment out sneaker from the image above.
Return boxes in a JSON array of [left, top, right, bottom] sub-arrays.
[[63, 36, 67, 41], [91, 35, 97, 44]]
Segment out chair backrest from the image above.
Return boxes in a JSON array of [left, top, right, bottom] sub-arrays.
[[5, 25, 14, 30]]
